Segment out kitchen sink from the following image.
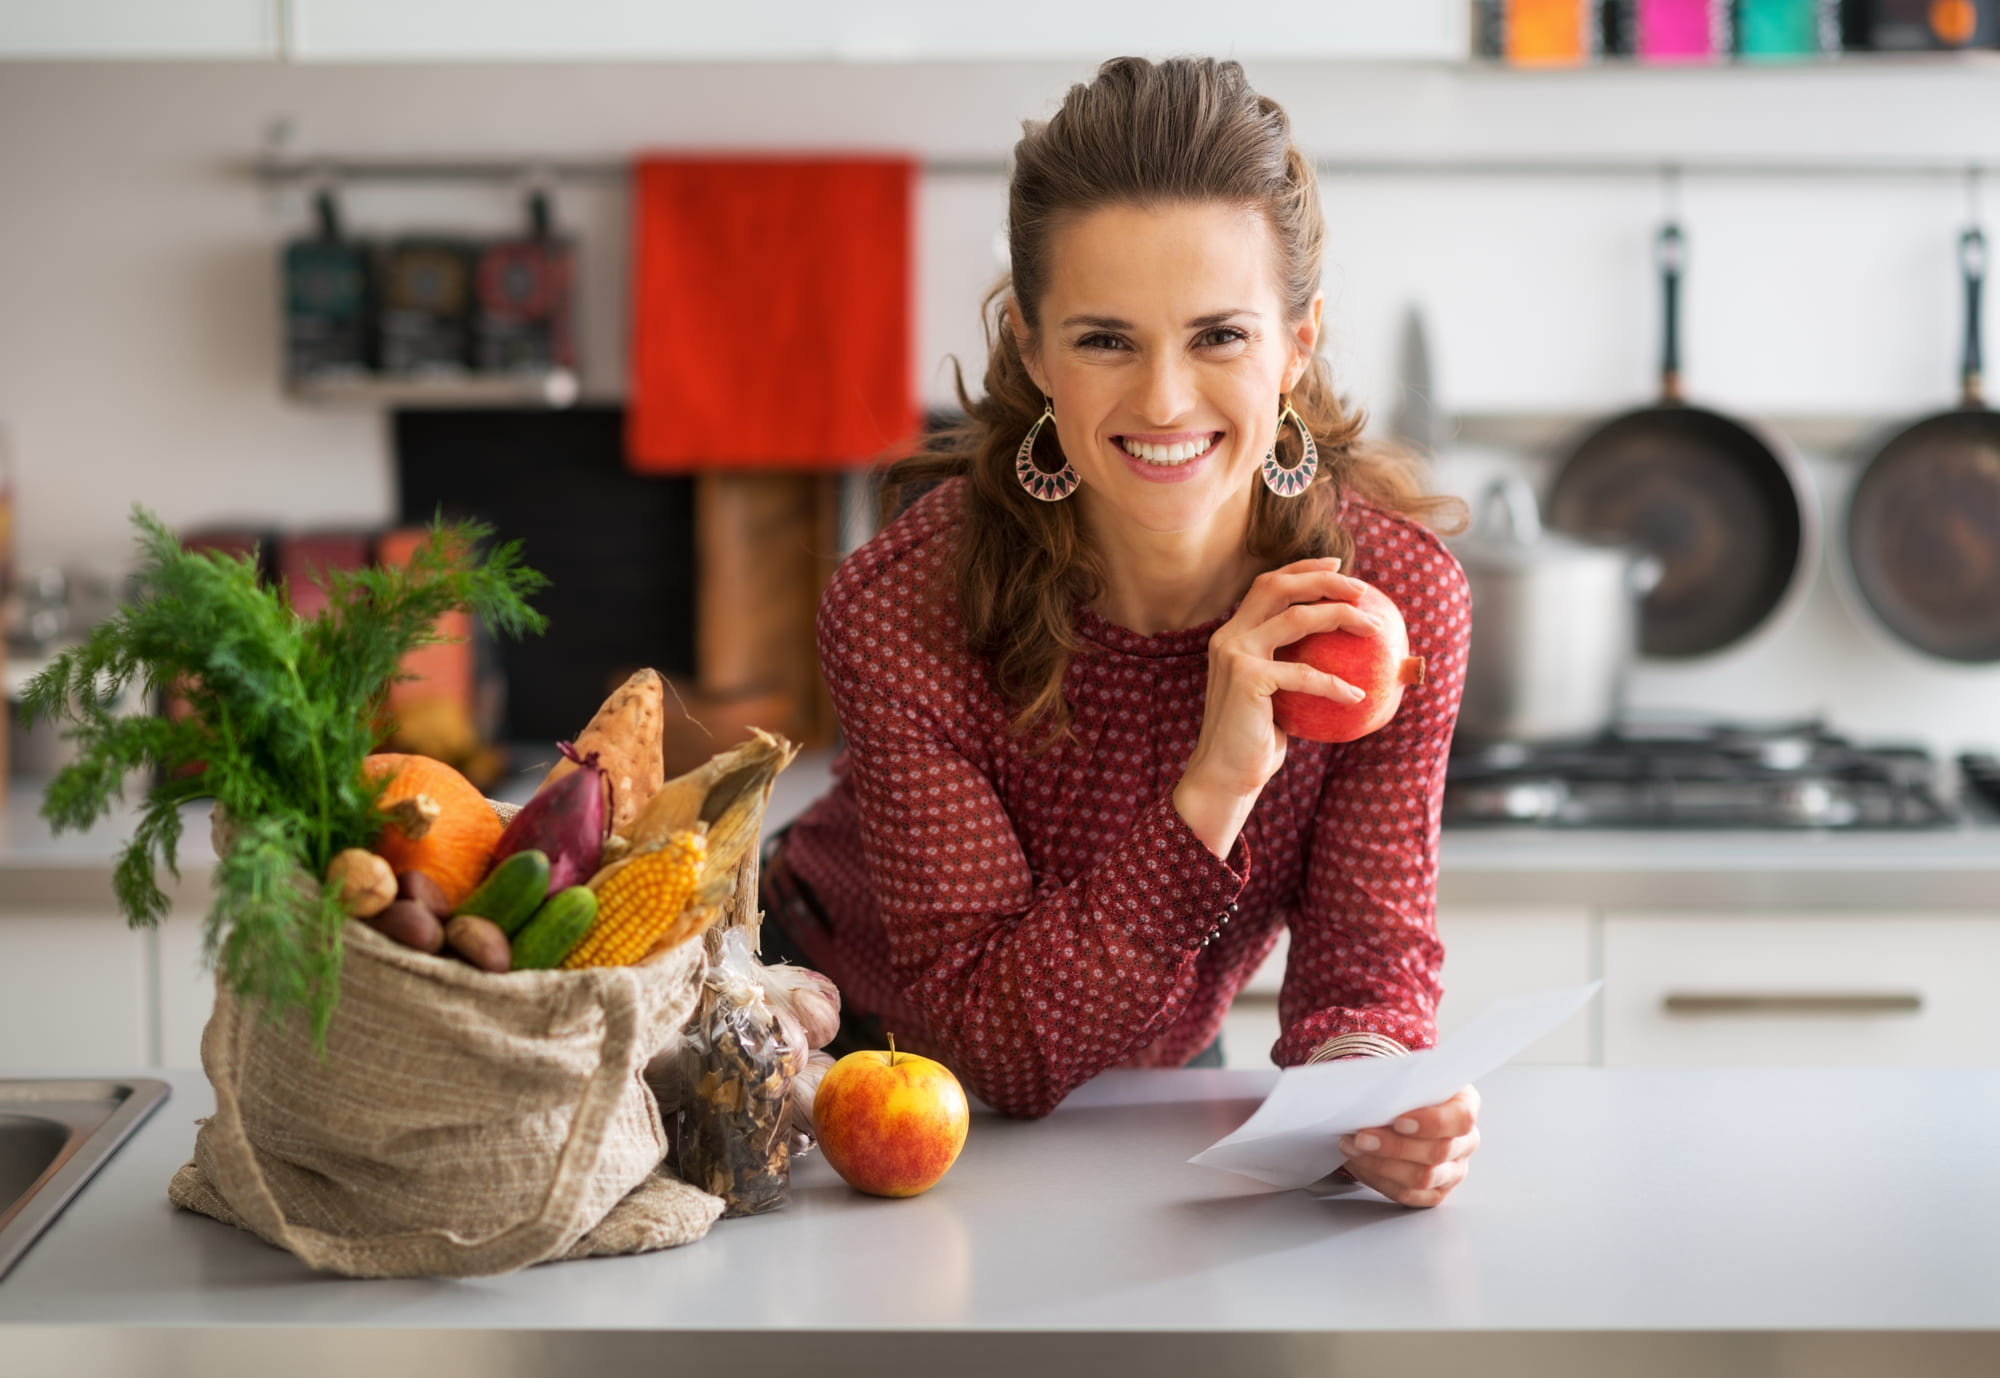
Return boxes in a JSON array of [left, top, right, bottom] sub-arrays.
[[0, 1079, 169, 1281]]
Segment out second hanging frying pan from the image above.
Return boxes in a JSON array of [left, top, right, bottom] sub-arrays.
[[1846, 228, 2000, 663], [1547, 223, 1816, 659]]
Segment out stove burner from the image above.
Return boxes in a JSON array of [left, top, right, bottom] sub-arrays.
[[1445, 718, 1956, 829]]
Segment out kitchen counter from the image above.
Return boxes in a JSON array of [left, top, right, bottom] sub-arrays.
[[8, 763, 1997, 914], [0, 1065, 1994, 1376]]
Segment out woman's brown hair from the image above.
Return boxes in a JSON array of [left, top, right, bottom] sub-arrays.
[[881, 55, 1464, 746]]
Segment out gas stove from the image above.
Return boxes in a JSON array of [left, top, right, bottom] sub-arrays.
[[1443, 718, 1958, 830]]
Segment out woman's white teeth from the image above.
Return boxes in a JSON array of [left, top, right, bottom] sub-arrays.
[[1120, 436, 1211, 465]]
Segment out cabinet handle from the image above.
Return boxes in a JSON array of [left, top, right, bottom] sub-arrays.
[[1662, 993, 1923, 1016]]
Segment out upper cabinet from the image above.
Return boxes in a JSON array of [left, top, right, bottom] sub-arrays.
[[0, 0, 279, 57], [290, 0, 1469, 63]]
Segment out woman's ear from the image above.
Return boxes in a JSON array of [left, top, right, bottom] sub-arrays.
[[1284, 293, 1324, 393], [1006, 297, 1049, 395]]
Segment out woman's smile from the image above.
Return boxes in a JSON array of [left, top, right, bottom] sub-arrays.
[[1113, 430, 1224, 483]]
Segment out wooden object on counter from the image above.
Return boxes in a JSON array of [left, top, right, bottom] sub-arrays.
[[668, 472, 840, 777]]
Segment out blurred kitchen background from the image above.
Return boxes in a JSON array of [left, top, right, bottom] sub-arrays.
[[4, 3, 1999, 1073]]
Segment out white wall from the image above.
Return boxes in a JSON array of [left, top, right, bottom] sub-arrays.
[[2, 58, 1997, 755]]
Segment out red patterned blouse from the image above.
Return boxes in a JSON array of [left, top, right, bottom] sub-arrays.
[[779, 478, 1471, 1118]]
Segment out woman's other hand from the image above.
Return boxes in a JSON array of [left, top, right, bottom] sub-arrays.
[[1336, 1084, 1481, 1209], [1174, 557, 1380, 857]]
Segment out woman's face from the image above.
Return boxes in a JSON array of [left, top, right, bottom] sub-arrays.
[[1013, 200, 1321, 538]]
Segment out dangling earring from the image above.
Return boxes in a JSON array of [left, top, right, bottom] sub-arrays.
[[1261, 396, 1319, 498], [1015, 397, 1080, 502]]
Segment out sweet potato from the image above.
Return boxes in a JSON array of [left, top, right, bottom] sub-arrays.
[[539, 669, 666, 838], [445, 914, 512, 973], [367, 899, 446, 954]]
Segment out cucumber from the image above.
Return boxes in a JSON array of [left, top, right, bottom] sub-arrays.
[[456, 849, 551, 935], [511, 886, 599, 970]]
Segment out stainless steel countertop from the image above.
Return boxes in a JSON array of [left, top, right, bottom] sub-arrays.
[[0, 1064, 1993, 1375]]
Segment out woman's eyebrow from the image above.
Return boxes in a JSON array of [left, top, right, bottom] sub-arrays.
[[1060, 310, 1262, 331]]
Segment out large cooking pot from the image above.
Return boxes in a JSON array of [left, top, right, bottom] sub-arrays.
[[1451, 477, 1661, 747]]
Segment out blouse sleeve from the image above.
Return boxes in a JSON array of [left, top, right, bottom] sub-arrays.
[[819, 608, 1250, 1119], [1272, 537, 1471, 1067]]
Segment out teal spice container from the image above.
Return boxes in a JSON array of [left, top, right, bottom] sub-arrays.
[[1736, 0, 1837, 58]]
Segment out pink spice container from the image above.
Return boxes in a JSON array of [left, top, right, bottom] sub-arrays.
[[1637, 0, 1723, 63]]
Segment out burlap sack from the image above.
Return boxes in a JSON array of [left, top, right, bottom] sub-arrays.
[[169, 905, 722, 1278]]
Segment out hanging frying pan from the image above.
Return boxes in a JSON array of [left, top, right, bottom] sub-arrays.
[[1845, 228, 2000, 663], [1547, 222, 1816, 659]]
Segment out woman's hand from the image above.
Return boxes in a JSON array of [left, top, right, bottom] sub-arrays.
[[1336, 1084, 1481, 1209], [1174, 557, 1381, 858]]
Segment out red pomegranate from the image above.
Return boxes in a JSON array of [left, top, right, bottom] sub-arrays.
[[1270, 581, 1426, 744]]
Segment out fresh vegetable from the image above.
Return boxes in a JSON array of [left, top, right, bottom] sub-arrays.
[[395, 869, 451, 916], [324, 848, 397, 919], [615, 728, 797, 912], [563, 827, 709, 969], [538, 668, 666, 836], [445, 914, 511, 973], [365, 753, 505, 911], [510, 886, 599, 970], [491, 741, 606, 893], [762, 962, 842, 1051], [366, 898, 446, 954], [21, 508, 546, 1044], [455, 848, 551, 936]]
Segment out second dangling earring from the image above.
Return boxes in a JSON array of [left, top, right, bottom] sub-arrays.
[[1015, 397, 1081, 502], [1261, 396, 1319, 498]]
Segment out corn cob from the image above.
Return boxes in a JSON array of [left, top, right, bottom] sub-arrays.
[[562, 826, 708, 968]]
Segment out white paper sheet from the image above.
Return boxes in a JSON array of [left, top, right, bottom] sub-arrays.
[[1188, 982, 1602, 1189]]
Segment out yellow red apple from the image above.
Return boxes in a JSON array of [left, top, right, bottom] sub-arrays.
[[812, 1039, 969, 1198], [1270, 580, 1426, 744]]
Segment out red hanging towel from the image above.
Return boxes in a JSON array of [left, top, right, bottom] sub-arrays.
[[628, 156, 918, 471]]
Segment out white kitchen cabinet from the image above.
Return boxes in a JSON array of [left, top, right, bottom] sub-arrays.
[[0, 0, 278, 58], [0, 915, 150, 1070], [155, 914, 215, 1070], [1221, 904, 1594, 1069], [1602, 912, 2000, 1067], [1434, 906, 1594, 1065], [288, 0, 1468, 62]]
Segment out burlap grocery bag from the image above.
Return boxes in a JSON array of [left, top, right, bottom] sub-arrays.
[[169, 894, 722, 1278]]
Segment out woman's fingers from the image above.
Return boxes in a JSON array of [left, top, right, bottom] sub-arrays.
[[1233, 563, 1370, 626], [1341, 1124, 1480, 1168], [1343, 1154, 1469, 1208], [1262, 657, 1364, 704], [1333, 1085, 1482, 1208], [1244, 596, 1384, 659], [1387, 1085, 1481, 1140]]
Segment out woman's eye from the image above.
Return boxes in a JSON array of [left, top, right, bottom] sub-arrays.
[[1198, 327, 1248, 349], [1077, 333, 1128, 352]]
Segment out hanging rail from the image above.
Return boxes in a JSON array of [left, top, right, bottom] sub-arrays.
[[247, 154, 1997, 184]]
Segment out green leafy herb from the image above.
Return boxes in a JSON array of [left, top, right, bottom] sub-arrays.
[[23, 506, 549, 1043]]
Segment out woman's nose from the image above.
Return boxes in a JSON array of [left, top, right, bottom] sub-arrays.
[[1133, 354, 1198, 424]]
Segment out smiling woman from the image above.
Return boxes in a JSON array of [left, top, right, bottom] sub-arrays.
[[765, 57, 1480, 1208]]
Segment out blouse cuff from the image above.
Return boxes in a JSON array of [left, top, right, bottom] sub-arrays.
[[1139, 792, 1251, 954], [1305, 1032, 1410, 1064]]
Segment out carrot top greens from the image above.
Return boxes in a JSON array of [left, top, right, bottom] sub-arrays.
[[23, 507, 548, 1043]]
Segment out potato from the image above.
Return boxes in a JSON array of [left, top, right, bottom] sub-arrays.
[[396, 869, 451, 916], [367, 899, 446, 954], [538, 669, 667, 837], [445, 914, 512, 973], [326, 848, 396, 919]]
